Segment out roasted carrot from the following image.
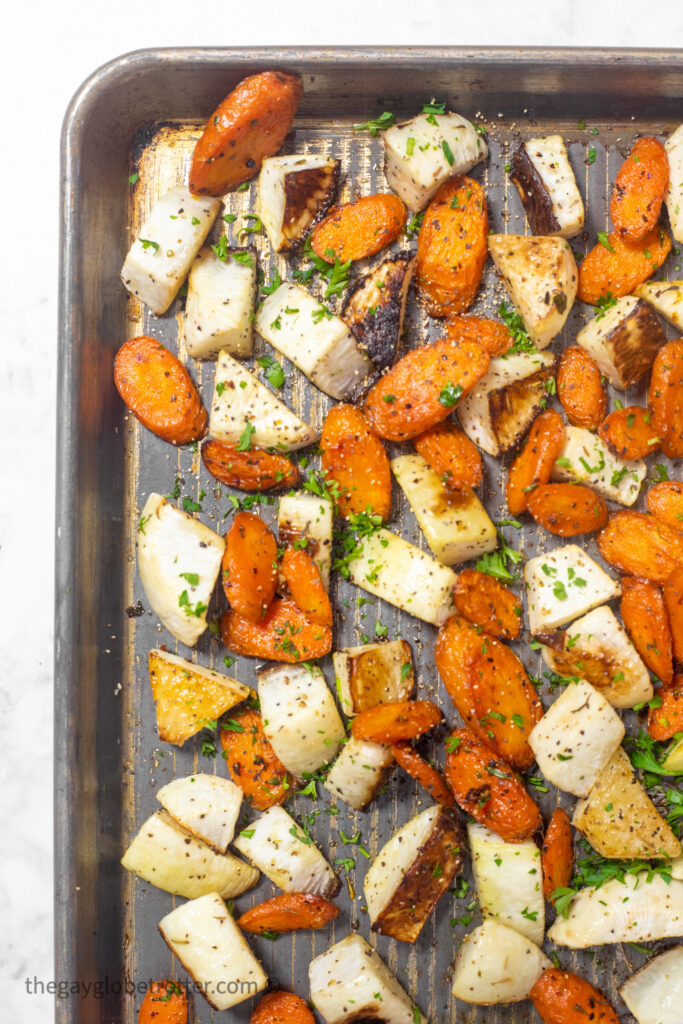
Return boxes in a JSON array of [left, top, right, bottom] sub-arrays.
[[611, 136, 669, 242], [250, 991, 315, 1024], [281, 545, 332, 626], [189, 71, 303, 195], [663, 565, 683, 666], [556, 346, 607, 431], [202, 440, 298, 491], [414, 421, 483, 491], [647, 676, 683, 741], [416, 177, 489, 317], [320, 404, 392, 520], [114, 336, 207, 445], [505, 409, 566, 515], [577, 226, 671, 305], [236, 893, 340, 935], [363, 334, 490, 441], [444, 314, 513, 357], [649, 339, 683, 458], [647, 480, 683, 533], [598, 405, 660, 460], [309, 193, 406, 263], [444, 728, 542, 842], [220, 707, 292, 810], [391, 742, 456, 807], [620, 577, 673, 684], [222, 512, 278, 621], [526, 483, 608, 537], [530, 969, 620, 1024], [541, 809, 573, 900], [453, 569, 521, 640], [138, 981, 187, 1024], [351, 700, 442, 744], [221, 598, 332, 662], [597, 511, 683, 583]]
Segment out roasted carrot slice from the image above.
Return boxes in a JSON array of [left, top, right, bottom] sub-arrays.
[[444, 314, 513, 357], [541, 809, 573, 900], [649, 339, 683, 458], [138, 981, 187, 1024], [189, 71, 303, 195], [647, 676, 683, 741], [114, 336, 207, 445], [222, 512, 278, 621], [250, 991, 315, 1024], [505, 409, 565, 515], [416, 177, 489, 317], [530, 969, 620, 1024], [351, 700, 442, 744], [526, 483, 608, 537], [663, 565, 683, 667], [435, 617, 542, 771], [611, 136, 669, 242], [620, 577, 673, 684], [202, 440, 298, 492], [310, 193, 406, 263], [577, 226, 671, 305], [391, 742, 456, 807], [647, 480, 683, 533], [237, 893, 339, 935], [220, 707, 292, 809], [598, 405, 660, 460], [414, 421, 483, 491], [556, 346, 607, 431], [320, 404, 392, 519], [281, 545, 332, 626], [453, 569, 521, 640], [597, 511, 683, 583], [363, 334, 490, 441], [221, 598, 332, 662], [444, 728, 542, 842]]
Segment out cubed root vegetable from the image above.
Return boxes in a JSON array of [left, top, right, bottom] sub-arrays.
[[649, 340, 683, 458], [530, 968, 621, 1024], [220, 707, 292, 810], [611, 136, 670, 242], [221, 599, 332, 662], [249, 991, 316, 1024], [138, 981, 187, 1024], [453, 569, 521, 640], [281, 546, 332, 626], [320, 404, 392, 520], [541, 808, 573, 900], [222, 512, 278, 621], [351, 700, 442, 744], [598, 405, 660, 460], [648, 677, 683, 741], [597, 511, 683, 583], [620, 576, 673, 684], [526, 483, 608, 537], [310, 193, 407, 263], [577, 226, 671, 305], [201, 440, 298, 491], [236, 893, 340, 935], [506, 409, 565, 515], [390, 742, 455, 807], [414, 421, 483, 491], [556, 345, 607, 430]]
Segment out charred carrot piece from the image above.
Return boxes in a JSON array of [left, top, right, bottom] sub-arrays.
[[281, 545, 333, 626], [526, 483, 608, 537], [620, 576, 673, 684], [444, 314, 513, 357], [530, 968, 621, 1024], [391, 742, 455, 807], [222, 512, 278, 621], [320, 404, 392, 520], [505, 409, 566, 515], [202, 440, 298, 491], [556, 346, 607, 431], [310, 193, 406, 263], [649, 339, 683, 458], [138, 981, 187, 1024], [577, 226, 671, 304], [414, 421, 483, 491], [351, 700, 442, 744], [237, 893, 340, 935], [220, 707, 292, 810], [221, 598, 332, 662], [249, 991, 315, 1024], [597, 511, 683, 584], [611, 136, 669, 242], [647, 480, 683, 534], [647, 676, 683, 741], [598, 405, 660, 460], [453, 569, 521, 640], [541, 809, 573, 900]]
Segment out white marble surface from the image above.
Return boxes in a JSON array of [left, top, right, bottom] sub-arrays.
[[1, 2, 681, 1021]]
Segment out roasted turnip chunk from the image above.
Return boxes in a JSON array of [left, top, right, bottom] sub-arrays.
[[121, 187, 220, 314], [665, 125, 683, 244], [277, 492, 333, 589], [576, 295, 667, 389], [333, 639, 414, 717], [155, 774, 243, 852], [620, 945, 683, 1024], [342, 252, 416, 374], [551, 425, 646, 506], [467, 822, 544, 945], [451, 920, 550, 1005], [259, 154, 340, 250], [636, 279, 683, 329], [524, 544, 621, 634], [324, 736, 393, 810], [511, 134, 584, 238], [184, 247, 255, 359]]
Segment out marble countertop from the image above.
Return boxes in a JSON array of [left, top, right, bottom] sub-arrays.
[[2, 2, 680, 1021]]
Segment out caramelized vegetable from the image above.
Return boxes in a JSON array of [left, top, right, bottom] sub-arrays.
[[309, 193, 406, 263], [505, 409, 565, 515], [526, 483, 608, 537], [202, 440, 298, 491], [453, 569, 521, 640], [414, 421, 483, 491], [663, 565, 683, 666], [320, 404, 391, 519], [189, 71, 303, 195], [363, 334, 490, 441], [444, 314, 513, 356], [598, 405, 660, 460], [647, 480, 683, 533], [222, 512, 278, 621], [611, 136, 669, 242], [351, 700, 442, 744], [577, 226, 671, 304], [597, 511, 683, 583], [221, 598, 332, 662], [556, 346, 607, 430], [541, 809, 573, 900], [250, 991, 315, 1024], [391, 742, 456, 807], [139, 981, 187, 1024], [647, 676, 683, 741], [220, 707, 292, 810], [114, 336, 207, 444], [530, 969, 620, 1024], [649, 339, 683, 458], [444, 728, 542, 842], [620, 577, 673, 684], [281, 545, 332, 626], [236, 893, 340, 935]]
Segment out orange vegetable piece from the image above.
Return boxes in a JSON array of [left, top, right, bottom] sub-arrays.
[[414, 421, 483, 491], [236, 893, 340, 935], [363, 334, 490, 441], [435, 617, 542, 771], [620, 577, 673, 684], [444, 728, 542, 842], [611, 136, 669, 242], [222, 512, 278, 621], [649, 339, 683, 458], [648, 676, 683, 741], [351, 699, 442, 744], [138, 981, 187, 1024], [320, 404, 391, 519], [310, 193, 406, 263], [506, 409, 565, 515], [220, 707, 292, 810], [577, 226, 671, 304], [530, 969, 620, 1024], [453, 569, 521, 640], [526, 483, 608, 537], [281, 545, 332, 626], [663, 565, 683, 666], [541, 809, 573, 900], [599, 405, 660, 460], [202, 440, 298, 491], [444, 314, 513, 356], [556, 346, 607, 431], [114, 336, 207, 445], [597, 511, 683, 583], [250, 991, 315, 1024], [221, 598, 332, 662], [647, 480, 683, 533], [189, 71, 303, 195], [416, 177, 489, 317], [391, 742, 456, 807]]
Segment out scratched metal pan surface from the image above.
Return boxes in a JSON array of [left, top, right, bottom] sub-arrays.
[[56, 46, 683, 1024]]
